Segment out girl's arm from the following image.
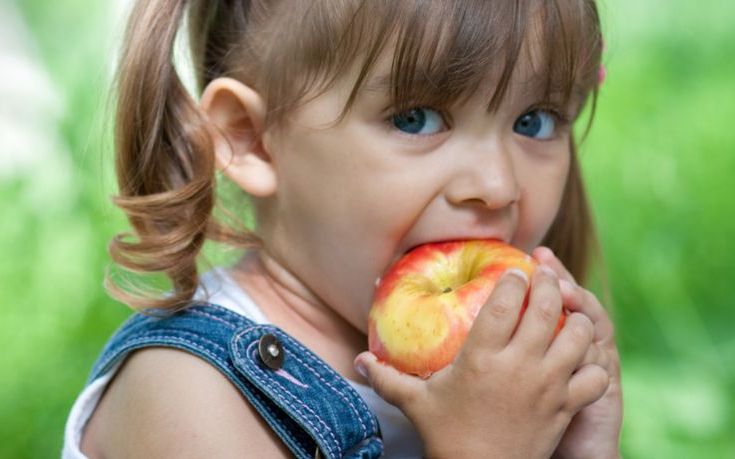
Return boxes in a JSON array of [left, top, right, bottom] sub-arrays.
[[81, 348, 291, 458]]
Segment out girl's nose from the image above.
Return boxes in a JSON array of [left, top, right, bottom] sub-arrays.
[[443, 142, 520, 210]]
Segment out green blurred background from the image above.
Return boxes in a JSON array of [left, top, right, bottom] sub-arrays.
[[1, 0, 733, 457]]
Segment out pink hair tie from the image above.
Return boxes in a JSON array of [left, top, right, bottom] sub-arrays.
[[598, 63, 607, 86], [597, 39, 607, 86]]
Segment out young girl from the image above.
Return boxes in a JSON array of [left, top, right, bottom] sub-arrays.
[[64, 0, 622, 457]]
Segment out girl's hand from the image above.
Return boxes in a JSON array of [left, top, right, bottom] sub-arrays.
[[355, 267, 610, 459], [533, 247, 623, 459]]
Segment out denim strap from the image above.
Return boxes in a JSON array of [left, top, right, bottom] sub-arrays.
[[89, 304, 383, 459]]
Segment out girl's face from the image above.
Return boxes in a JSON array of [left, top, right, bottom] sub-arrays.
[[261, 52, 578, 334]]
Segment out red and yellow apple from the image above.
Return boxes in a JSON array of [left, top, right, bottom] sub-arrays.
[[368, 240, 565, 378]]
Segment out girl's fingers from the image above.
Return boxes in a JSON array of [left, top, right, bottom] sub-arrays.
[[354, 352, 424, 413], [511, 266, 563, 354], [580, 342, 611, 371], [559, 280, 615, 343], [545, 312, 595, 375], [532, 246, 576, 284], [559, 280, 599, 319], [462, 269, 529, 354], [566, 364, 610, 413]]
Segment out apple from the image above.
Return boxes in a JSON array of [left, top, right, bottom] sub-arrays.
[[368, 240, 565, 378]]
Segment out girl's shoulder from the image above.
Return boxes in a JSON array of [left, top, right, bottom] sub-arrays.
[[81, 346, 291, 457], [76, 303, 382, 458]]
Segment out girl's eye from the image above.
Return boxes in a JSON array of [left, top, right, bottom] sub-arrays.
[[391, 108, 446, 135], [513, 110, 557, 140]]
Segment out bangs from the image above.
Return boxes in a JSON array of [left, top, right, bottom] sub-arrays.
[[259, 0, 603, 124], [359, 0, 602, 113]]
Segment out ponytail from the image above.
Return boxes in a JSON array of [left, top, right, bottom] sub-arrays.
[[107, 0, 257, 311]]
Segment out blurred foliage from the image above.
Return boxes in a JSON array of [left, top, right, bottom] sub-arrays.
[[583, 1, 735, 456], [0, 0, 733, 457]]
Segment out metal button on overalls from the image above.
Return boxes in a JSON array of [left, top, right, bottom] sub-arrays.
[[258, 333, 284, 370]]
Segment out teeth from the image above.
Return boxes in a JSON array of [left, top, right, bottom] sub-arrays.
[[374, 277, 381, 287]]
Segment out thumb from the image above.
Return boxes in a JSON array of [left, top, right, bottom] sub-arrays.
[[354, 352, 424, 410]]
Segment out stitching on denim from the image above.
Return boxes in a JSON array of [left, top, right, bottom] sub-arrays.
[[287, 344, 371, 437], [195, 303, 258, 327], [92, 315, 148, 375], [249, 382, 311, 456], [239, 324, 378, 436], [142, 331, 228, 354], [112, 335, 228, 371], [255, 325, 377, 436], [95, 327, 227, 374], [241, 340, 339, 457], [233, 335, 339, 457], [277, 329, 378, 435], [187, 308, 239, 330]]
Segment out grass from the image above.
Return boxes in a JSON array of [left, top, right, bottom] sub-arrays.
[[1, 0, 733, 457]]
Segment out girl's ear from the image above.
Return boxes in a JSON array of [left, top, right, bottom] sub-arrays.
[[200, 77, 276, 197]]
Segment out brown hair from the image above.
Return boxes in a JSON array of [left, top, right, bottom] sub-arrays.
[[107, 0, 604, 311]]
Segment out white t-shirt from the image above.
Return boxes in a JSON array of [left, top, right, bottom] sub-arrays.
[[62, 268, 423, 458]]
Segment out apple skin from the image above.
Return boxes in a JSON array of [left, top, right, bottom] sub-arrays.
[[368, 240, 565, 379]]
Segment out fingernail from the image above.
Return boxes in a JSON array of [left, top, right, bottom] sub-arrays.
[[354, 360, 368, 379], [505, 268, 529, 284], [539, 265, 557, 279], [560, 279, 575, 293]]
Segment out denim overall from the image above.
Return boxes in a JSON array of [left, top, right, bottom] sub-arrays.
[[88, 303, 384, 458]]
